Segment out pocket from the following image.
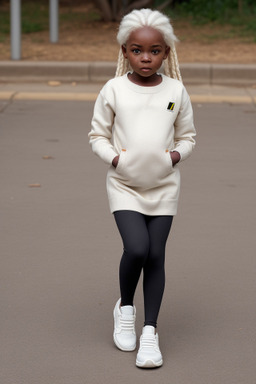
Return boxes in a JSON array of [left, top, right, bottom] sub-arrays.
[[115, 149, 127, 174], [163, 149, 174, 175], [114, 148, 174, 189]]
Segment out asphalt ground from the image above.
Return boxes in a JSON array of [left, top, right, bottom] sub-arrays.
[[0, 83, 256, 384]]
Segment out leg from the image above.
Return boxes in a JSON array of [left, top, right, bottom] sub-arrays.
[[114, 210, 149, 306], [136, 216, 173, 368], [143, 215, 173, 328]]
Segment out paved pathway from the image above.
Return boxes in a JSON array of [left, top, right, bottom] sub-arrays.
[[0, 82, 256, 105], [0, 84, 255, 384]]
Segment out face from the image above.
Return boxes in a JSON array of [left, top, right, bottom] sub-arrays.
[[122, 26, 170, 85]]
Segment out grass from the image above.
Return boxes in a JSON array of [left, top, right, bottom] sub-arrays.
[[167, 0, 256, 42], [0, 1, 48, 41], [60, 10, 101, 24]]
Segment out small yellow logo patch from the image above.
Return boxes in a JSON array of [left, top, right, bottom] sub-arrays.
[[167, 102, 175, 111]]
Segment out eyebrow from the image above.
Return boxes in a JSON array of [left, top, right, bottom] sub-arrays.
[[130, 44, 163, 48]]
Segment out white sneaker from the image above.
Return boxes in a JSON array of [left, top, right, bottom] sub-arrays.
[[136, 326, 163, 368], [113, 298, 136, 351]]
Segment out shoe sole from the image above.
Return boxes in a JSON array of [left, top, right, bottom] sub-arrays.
[[136, 359, 163, 368]]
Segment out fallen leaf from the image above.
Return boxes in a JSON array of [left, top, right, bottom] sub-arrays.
[[48, 81, 61, 87], [42, 156, 54, 160]]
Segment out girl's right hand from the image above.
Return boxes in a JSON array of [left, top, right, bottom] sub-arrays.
[[112, 155, 120, 168]]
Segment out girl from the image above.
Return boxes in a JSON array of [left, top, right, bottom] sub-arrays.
[[89, 8, 196, 368]]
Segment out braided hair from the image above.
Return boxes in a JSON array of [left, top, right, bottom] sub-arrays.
[[115, 8, 182, 82]]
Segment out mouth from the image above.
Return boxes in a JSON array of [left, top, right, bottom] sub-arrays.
[[141, 68, 152, 72]]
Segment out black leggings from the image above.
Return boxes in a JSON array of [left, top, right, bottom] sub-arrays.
[[114, 210, 173, 328]]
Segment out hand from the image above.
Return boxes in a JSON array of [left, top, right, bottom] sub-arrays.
[[112, 155, 119, 168], [170, 151, 181, 166]]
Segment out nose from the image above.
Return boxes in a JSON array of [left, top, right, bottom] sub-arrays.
[[141, 52, 151, 62]]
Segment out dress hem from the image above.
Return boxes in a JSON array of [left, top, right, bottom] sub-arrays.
[[108, 197, 178, 216]]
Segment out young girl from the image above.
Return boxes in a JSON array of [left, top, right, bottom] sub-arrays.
[[89, 8, 196, 368]]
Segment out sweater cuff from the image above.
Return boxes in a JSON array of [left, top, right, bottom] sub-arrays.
[[101, 147, 118, 165], [174, 143, 192, 162]]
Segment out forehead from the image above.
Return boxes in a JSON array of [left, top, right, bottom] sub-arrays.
[[127, 26, 166, 46]]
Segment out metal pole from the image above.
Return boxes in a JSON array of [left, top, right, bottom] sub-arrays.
[[49, 0, 59, 43], [10, 0, 21, 60]]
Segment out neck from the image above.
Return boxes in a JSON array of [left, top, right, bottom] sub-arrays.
[[128, 72, 162, 87]]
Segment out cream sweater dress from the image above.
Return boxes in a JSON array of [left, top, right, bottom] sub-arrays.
[[89, 73, 196, 216]]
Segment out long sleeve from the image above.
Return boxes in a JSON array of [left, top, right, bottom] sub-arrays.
[[88, 91, 118, 165], [88, 74, 196, 216], [174, 86, 196, 161]]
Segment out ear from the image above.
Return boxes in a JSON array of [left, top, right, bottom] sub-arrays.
[[122, 44, 128, 59], [164, 46, 170, 60]]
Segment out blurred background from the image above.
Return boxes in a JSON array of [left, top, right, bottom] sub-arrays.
[[0, 0, 256, 63]]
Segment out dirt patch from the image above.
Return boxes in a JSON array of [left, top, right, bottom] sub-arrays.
[[1, 4, 256, 64]]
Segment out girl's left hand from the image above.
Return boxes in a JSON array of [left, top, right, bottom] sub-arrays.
[[170, 151, 181, 166], [112, 155, 120, 168]]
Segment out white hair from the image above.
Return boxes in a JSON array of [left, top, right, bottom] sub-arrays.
[[115, 8, 182, 82]]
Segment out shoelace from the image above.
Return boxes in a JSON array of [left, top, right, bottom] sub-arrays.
[[140, 334, 158, 349], [120, 316, 135, 332]]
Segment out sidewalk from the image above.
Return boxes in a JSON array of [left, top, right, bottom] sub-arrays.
[[1, 61, 256, 86], [0, 81, 256, 106]]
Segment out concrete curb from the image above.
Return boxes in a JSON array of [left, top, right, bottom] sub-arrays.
[[0, 91, 255, 104], [0, 61, 256, 86]]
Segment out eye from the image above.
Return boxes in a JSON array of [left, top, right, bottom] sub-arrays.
[[132, 48, 141, 54], [152, 49, 160, 55]]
